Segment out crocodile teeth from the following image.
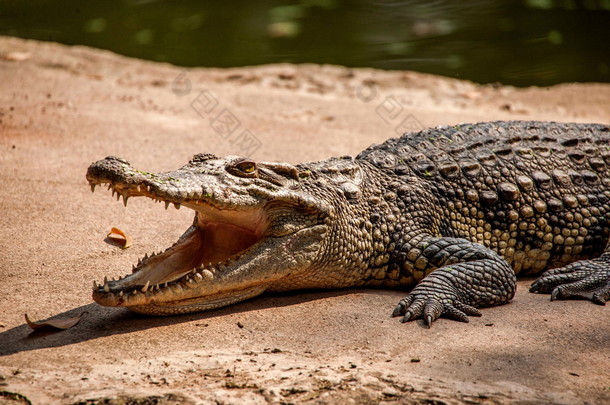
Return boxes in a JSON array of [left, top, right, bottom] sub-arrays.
[[164, 201, 170, 210], [103, 282, 110, 293], [174, 202, 181, 210], [202, 269, 214, 280], [141, 280, 150, 292], [194, 273, 203, 280], [107, 184, 112, 191], [90, 183, 96, 193], [92, 280, 98, 290], [119, 291, 124, 297], [122, 191, 129, 207]]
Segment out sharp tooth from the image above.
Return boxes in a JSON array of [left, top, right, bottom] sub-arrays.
[[174, 203, 181, 209], [202, 269, 214, 280], [103, 283, 110, 293], [141, 280, 150, 292], [154, 284, 160, 291], [107, 184, 112, 191], [164, 282, 168, 288], [191, 268, 197, 275], [93, 280, 98, 290], [104, 276, 108, 284], [137, 258, 142, 265], [144, 253, 149, 260], [90, 183, 96, 193], [122, 192, 129, 207], [164, 201, 170, 210], [119, 291, 124, 297], [111, 189, 116, 198]]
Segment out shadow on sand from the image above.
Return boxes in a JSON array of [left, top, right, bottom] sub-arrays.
[[0, 289, 392, 357]]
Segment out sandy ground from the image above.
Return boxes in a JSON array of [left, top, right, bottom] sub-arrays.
[[0, 36, 609, 405]]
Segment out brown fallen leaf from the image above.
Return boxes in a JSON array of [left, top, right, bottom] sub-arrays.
[[107, 227, 132, 249], [25, 311, 87, 331], [2, 51, 31, 61]]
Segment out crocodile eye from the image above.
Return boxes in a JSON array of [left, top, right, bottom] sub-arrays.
[[235, 161, 256, 175]]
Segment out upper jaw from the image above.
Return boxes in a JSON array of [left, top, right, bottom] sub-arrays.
[[86, 156, 263, 210]]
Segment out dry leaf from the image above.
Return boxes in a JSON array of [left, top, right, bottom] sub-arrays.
[[3, 51, 31, 61], [107, 227, 132, 249], [25, 311, 87, 331]]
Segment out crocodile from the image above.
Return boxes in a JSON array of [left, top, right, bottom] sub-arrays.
[[86, 120, 610, 325]]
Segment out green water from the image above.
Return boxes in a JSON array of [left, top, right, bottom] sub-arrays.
[[1, 0, 609, 86]]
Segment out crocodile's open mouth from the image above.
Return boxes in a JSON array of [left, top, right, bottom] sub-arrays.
[[89, 181, 269, 312]]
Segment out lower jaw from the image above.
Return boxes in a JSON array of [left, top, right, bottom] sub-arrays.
[[125, 285, 267, 316]]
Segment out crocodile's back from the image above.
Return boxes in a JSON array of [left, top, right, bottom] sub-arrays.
[[357, 121, 610, 274]]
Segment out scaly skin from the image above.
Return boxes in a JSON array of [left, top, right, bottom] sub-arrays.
[[86, 121, 610, 325]]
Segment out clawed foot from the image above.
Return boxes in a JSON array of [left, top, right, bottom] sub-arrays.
[[392, 289, 481, 327], [530, 257, 610, 305]]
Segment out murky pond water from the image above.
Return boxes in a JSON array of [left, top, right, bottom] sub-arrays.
[[1, 0, 609, 86]]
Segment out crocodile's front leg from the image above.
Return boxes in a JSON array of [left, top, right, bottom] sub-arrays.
[[392, 236, 516, 326], [530, 241, 610, 304]]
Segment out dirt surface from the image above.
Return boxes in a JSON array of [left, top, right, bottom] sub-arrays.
[[0, 36, 609, 405]]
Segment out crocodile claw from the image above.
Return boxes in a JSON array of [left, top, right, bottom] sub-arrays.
[[392, 290, 481, 327], [530, 255, 610, 305]]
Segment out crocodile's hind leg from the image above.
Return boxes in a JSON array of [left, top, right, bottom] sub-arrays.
[[530, 248, 610, 305]]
